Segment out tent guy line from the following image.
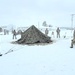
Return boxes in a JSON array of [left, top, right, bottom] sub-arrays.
[[0, 46, 24, 56]]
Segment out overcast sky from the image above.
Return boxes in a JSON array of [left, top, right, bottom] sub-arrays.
[[0, 0, 75, 28]]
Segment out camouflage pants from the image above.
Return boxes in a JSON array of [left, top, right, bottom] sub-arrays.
[[13, 35, 17, 39], [57, 33, 60, 38]]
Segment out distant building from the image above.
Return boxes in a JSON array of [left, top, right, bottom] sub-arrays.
[[17, 27, 28, 32]]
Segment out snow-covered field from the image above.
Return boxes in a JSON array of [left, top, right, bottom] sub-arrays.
[[0, 30, 75, 75]]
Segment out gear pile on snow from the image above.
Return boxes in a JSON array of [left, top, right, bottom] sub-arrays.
[[16, 25, 52, 44]]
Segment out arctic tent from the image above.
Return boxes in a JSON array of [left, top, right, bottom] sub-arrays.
[[16, 25, 52, 44]]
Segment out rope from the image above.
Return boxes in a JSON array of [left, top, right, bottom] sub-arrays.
[[1, 46, 24, 56]]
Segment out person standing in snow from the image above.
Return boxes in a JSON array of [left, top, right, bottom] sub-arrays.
[[4, 29, 6, 35], [13, 30, 17, 39], [73, 30, 75, 39], [70, 30, 75, 48], [51, 31, 55, 38], [45, 28, 49, 36], [56, 27, 60, 38]]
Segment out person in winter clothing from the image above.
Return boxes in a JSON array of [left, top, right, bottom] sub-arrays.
[[4, 29, 6, 35], [13, 30, 17, 39], [70, 30, 75, 48], [73, 30, 75, 39], [45, 28, 49, 36], [51, 31, 55, 38], [56, 27, 60, 38]]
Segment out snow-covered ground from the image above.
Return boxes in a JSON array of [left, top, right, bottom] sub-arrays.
[[0, 30, 75, 75]]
